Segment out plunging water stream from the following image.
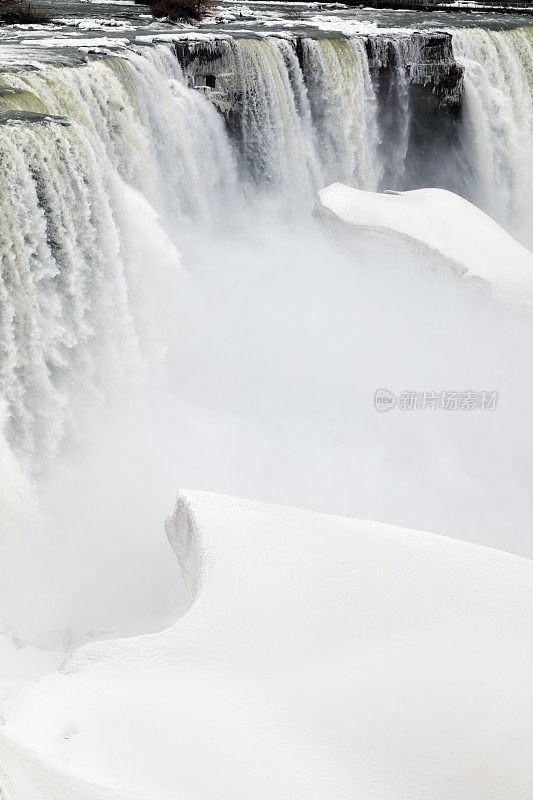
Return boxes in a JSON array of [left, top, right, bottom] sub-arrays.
[[452, 27, 533, 241]]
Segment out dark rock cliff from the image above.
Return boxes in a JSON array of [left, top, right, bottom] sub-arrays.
[[365, 32, 464, 187]]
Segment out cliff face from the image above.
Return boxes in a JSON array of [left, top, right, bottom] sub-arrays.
[[365, 32, 463, 114], [365, 32, 464, 187], [173, 38, 242, 130]]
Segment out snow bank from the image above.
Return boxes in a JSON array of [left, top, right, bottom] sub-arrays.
[[135, 31, 232, 43], [1, 490, 533, 798], [317, 183, 533, 308], [20, 36, 130, 48]]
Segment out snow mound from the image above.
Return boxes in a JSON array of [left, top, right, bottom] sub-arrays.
[[317, 183, 533, 308], [2, 490, 533, 798]]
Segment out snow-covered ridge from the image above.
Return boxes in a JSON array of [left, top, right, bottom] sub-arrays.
[[2, 489, 533, 798], [317, 183, 533, 307]]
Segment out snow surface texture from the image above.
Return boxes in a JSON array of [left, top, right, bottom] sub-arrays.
[[317, 183, 533, 308], [2, 489, 533, 799]]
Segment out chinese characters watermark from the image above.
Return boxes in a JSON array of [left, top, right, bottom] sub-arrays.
[[374, 389, 499, 412]]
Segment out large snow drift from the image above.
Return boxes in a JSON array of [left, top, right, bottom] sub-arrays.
[[1, 490, 533, 798], [316, 183, 533, 308]]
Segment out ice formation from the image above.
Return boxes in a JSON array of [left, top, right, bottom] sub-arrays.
[[1, 490, 533, 799], [317, 183, 533, 307]]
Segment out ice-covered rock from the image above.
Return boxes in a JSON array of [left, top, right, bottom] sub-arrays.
[[1, 490, 533, 798], [316, 183, 533, 308]]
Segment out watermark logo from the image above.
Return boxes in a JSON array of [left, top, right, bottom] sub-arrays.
[[374, 389, 498, 412], [374, 388, 397, 412]]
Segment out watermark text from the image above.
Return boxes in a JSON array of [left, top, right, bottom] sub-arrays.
[[374, 389, 499, 412]]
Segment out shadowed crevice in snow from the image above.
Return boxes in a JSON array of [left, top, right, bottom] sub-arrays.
[[58, 491, 206, 674]]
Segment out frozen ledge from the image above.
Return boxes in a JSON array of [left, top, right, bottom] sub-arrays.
[[316, 183, 533, 308], [2, 490, 533, 798]]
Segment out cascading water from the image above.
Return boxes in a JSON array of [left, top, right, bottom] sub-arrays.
[[386, 39, 411, 188], [300, 37, 380, 190], [174, 37, 323, 200], [0, 45, 238, 471], [176, 30, 465, 199], [176, 35, 383, 198], [363, 35, 413, 189], [453, 27, 533, 245], [232, 38, 321, 198]]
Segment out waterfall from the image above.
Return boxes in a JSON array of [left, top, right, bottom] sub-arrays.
[[453, 27, 533, 244], [363, 35, 412, 190], [178, 35, 381, 199], [178, 37, 322, 200], [387, 38, 411, 188], [300, 37, 380, 190], [1, 28, 532, 474], [0, 44, 238, 470], [232, 38, 320, 199]]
